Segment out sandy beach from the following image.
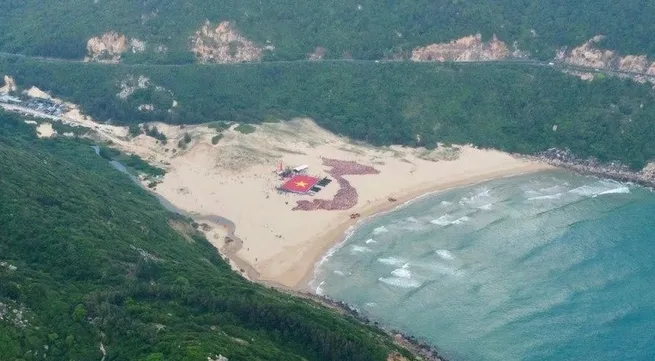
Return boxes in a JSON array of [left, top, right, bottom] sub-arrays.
[[17, 102, 552, 290], [78, 118, 551, 290]]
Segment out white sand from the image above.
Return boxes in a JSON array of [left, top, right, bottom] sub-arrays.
[[7, 102, 552, 289], [93, 119, 551, 289]]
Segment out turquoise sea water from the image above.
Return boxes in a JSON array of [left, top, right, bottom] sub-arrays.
[[311, 171, 655, 361]]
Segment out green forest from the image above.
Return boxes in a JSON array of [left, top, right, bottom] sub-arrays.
[[1, 0, 655, 61], [2, 57, 654, 169], [0, 109, 409, 361]]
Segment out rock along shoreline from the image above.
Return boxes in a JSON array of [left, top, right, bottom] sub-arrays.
[[530, 148, 655, 189]]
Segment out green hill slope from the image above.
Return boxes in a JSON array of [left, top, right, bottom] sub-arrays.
[[0, 109, 409, 361], [2, 58, 654, 169], [1, 0, 655, 61]]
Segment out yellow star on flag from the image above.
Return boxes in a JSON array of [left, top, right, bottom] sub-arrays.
[[295, 181, 309, 188]]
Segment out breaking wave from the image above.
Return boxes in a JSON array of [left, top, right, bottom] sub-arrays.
[[391, 267, 412, 279], [436, 249, 455, 260], [351, 245, 372, 253], [527, 193, 563, 201], [372, 226, 388, 235], [430, 215, 453, 226], [365, 238, 377, 244], [378, 277, 422, 288], [378, 257, 407, 266], [452, 216, 470, 225]]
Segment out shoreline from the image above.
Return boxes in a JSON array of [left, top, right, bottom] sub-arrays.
[[277, 162, 553, 291]]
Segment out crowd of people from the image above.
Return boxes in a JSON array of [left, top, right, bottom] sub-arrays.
[[293, 158, 379, 211]]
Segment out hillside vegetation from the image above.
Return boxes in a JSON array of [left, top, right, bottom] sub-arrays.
[[2, 58, 654, 169], [1, 0, 655, 61], [0, 109, 408, 361]]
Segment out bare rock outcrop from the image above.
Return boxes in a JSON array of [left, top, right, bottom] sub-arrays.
[[558, 35, 615, 69], [190, 21, 263, 64], [85, 33, 146, 63], [386, 351, 410, 361], [557, 36, 655, 83], [411, 34, 510, 62], [308, 47, 327, 61], [0, 75, 16, 94]]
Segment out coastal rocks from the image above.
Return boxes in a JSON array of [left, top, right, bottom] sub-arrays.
[[190, 21, 264, 64], [537, 148, 655, 189], [0, 75, 16, 94], [387, 351, 410, 361], [411, 34, 510, 62]]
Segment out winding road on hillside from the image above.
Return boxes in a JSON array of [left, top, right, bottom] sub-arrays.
[[1, 51, 653, 79]]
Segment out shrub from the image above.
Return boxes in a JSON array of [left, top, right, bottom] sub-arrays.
[[235, 124, 256, 134]]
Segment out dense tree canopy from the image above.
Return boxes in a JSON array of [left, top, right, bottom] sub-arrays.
[[0, 110, 407, 361], [2, 58, 654, 169], [1, 0, 655, 61]]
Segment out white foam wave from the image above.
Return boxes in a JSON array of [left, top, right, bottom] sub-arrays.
[[333, 270, 345, 276], [351, 245, 372, 253], [365, 302, 377, 307], [378, 257, 406, 266], [372, 226, 389, 235], [440, 201, 453, 206], [378, 277, 421, 288], [315, 281, 325, 295], [430, 215, 452, 226], [406, 217, 419, 223], [436, 249, 455, 260], [595, 186, 630, 196], [570, 180, 631, 198], [452, 216, 470, 225], [459, 188, 494, 207], [365, 238, 378, 244], [391, 267, 412, 279], [478, 203, 493, 210], [527, 193, 562, 201]]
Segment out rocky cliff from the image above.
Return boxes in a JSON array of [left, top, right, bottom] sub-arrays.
[[557, 36, 655, 83], [190, 21, 264, 64], [411, 34, 511, 62], [85, 32, 146, 63], [0, 75, 16, 94]]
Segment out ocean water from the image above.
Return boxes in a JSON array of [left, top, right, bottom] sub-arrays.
[[311, 171, 655, 361]]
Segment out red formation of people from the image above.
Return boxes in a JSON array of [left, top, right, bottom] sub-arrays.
[[293, 158, 380, 211]]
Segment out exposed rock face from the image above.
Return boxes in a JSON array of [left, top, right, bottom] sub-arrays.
[[411, 34, 510, 62], [138, 104, 155, 112], [308, 46, 327, 61], [85, 33, 146, 63], [24, 86, 52, 100], [117, 75, 152, 99], [85, 32, 129, 63], [558, 36, 655, 83], [117, 74, 178, 112], [619, 55, 648, 73], [130, 38, 146, 53], [0, 75, 16, 94], [560, 35, 615, 69], [190, 21, 263, 64]]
